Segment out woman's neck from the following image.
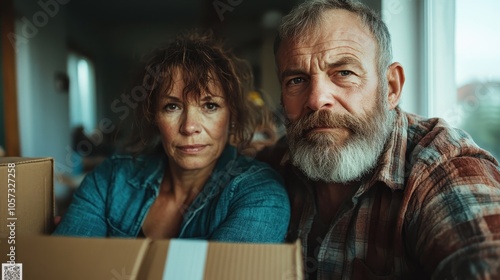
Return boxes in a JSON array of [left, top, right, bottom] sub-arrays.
[[161, 160, 216, 206]]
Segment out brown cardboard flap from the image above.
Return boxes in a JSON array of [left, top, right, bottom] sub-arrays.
[[0, 235, 150, 280], [1, 236, 303, 280], [0, 157, 54, 236], [137, 239, 171, 279], [204, 240, 303, 280]]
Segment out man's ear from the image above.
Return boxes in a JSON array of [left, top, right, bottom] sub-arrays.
[[386, 62, 405, 109]]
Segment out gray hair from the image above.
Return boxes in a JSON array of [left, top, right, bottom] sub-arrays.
[[274, 0, 393, 78]]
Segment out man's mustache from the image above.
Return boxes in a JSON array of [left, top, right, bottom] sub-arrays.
[[287, 110, 365, 138]]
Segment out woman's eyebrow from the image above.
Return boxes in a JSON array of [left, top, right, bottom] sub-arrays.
[[158, 95, 180, 102], [201, 94, 225, 101]]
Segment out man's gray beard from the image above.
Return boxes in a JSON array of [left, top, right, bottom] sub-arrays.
[[286, 90, 396, 184]]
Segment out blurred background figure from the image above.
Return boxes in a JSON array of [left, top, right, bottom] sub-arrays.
[[238, 89, 284, 157]]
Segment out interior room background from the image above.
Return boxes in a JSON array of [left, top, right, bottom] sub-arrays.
[[1, 0, 499, 215]]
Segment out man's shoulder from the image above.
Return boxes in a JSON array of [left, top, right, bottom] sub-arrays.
[[403, 111, 498, 168]]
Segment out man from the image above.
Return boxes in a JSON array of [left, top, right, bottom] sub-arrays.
[[270, 0, 500, 279]]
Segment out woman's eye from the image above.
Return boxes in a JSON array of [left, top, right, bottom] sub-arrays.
[[204, 102, 219, 111], [163, 103, 179, 111]]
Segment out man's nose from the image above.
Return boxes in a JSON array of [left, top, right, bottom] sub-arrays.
[[305, 76, 335, 112]]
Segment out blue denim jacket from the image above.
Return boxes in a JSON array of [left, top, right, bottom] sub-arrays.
[[53, 145, 290, 243]]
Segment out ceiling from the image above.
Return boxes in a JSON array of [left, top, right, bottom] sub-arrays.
[[61, 0, 300, 63], [64, 0, 297, 27]]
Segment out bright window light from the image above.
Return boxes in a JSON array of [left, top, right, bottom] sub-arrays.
[[68, 53, 96, 134]]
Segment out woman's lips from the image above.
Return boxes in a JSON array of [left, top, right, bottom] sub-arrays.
[[177, 145, 207, 153]]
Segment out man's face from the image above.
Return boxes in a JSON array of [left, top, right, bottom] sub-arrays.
[[276, 9, 394, 183]]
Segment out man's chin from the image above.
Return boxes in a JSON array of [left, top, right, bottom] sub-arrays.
[[290, 139, 379, 184]]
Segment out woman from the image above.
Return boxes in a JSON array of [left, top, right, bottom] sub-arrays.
[[53, 31, 290, 242]]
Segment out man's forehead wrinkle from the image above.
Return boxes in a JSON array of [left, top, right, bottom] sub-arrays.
[[287, 45, 363, 61], [289, 38, 365, 53], [328, 53, 363, 64]]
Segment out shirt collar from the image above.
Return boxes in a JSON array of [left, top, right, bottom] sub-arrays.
[[366, 108, 407, 191], [127, 155, 166, 190]]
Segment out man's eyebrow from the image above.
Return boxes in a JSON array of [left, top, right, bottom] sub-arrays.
[[280, 69, 307, 82], [328, 56, 363, 69], [280, 57, 364, 80]]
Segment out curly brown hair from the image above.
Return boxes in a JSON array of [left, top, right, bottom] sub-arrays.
[[126, 30, 255, 155]]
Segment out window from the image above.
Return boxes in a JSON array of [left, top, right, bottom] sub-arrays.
[[454, 0, 500, 160], [427, 0, 500, 160], [67, 52, 96, 134], [386, 0, 500, 160]]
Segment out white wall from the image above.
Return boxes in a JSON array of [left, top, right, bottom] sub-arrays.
[[14, 0, 73, 177], [382, 0, 425, 116]]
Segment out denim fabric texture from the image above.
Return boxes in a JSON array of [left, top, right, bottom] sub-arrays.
[[54, 145, 290, 243]]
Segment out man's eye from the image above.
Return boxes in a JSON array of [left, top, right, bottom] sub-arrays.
[[339, 70, 353, 77], [288, 77, 305, 85]]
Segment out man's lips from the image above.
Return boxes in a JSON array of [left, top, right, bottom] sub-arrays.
[[303, 126, 349, 137], [177, 145, 207, 153], [304, 126, 337, 135]]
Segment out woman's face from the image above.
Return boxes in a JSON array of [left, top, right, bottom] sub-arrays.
[[156, 70, 231, 172]]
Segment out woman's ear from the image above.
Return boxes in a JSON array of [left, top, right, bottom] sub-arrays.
[[386, 62, 405, 109]]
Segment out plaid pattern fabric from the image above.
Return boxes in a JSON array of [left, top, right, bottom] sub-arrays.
[[283, 108, 500, 279]]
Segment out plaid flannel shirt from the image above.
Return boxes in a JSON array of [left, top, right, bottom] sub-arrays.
[[283, 108, 500, 279]]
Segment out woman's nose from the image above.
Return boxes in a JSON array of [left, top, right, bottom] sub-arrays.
[[179, 108, 202, 135]]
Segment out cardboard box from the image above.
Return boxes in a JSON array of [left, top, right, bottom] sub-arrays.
[[0, 235, 304, 280], [0, 157, 54, 237], [0, 158, 304, 279]]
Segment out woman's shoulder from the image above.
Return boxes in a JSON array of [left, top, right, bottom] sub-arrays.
[[226, 153, 285, 187], [216, 154, 289, 210], [235, 154, 277, 171]]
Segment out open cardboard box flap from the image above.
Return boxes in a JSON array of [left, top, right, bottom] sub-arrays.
[[0, 157, 54, 236], [1, 235, 303, 280]]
